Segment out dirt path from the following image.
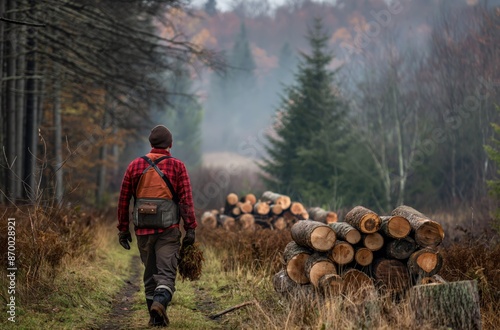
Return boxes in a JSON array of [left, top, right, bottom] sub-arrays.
[[98, 255, 142, 330]]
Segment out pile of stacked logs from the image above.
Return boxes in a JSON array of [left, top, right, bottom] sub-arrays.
[[273, 205, 446, 299], [200, 191, 335, 231]]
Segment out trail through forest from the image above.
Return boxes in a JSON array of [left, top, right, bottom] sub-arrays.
[[98, 256, 142, 330]]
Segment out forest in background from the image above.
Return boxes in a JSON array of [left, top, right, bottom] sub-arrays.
[[0, 0, 499, 218]]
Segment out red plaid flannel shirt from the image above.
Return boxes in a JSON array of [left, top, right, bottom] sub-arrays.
[[117, 148, 197, 235]]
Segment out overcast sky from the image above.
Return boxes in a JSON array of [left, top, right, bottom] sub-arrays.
[[190, 0, 294, 12]]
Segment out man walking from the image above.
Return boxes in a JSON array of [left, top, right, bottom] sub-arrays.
[[117, 125, 197, 327]]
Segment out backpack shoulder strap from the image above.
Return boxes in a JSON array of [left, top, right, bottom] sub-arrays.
[[141, 156, 179, 204]]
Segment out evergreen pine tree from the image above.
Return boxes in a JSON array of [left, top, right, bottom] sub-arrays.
[[261, 19, 352, 206]]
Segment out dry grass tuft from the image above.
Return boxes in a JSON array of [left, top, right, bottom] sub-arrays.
[[178, 243, 205, 281]]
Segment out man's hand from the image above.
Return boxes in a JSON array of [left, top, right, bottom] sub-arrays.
[[118, 231, 132, 250], [182, 229, 195, 247]]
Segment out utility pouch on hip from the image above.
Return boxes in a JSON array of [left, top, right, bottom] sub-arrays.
[[133, 198, 179, 229]]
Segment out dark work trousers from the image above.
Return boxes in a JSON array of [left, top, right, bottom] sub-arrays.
[[137, 227, 181, 300]]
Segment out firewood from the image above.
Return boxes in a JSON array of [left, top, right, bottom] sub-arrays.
[[271, 217, 287, 230], [354, 247, 373, 266], [224, 193, 240, 216], [261, 191, 292, 210], [218, 214, 236, 231], [318, 273, 343, 296], [305, 252, 337, 288], [238, 214, 255, 231], [385, 236, 417, 260], [270, 204, 283, 215], [372, 258, 411, 294], [291, 220, 336, 252], [243, 193, 257, 205], [289, 202, 305, 215], [362, 232, 384, 251], [201, 210, 218, 229], [238, 201, 253, 214], [419, 274, 447, 285], [379, 215, 411, 239], [330, 240, 355, 265], [283, 241, 312, 284], [391, 205, 444, 248], [341, 269, 375, 300], [344, 206, 381, 234], [308, 207, 338, 224], [226, 193, 239, 206], [328, 222, 361, 245], [300, 211, 309, 220], [253, 201, 271, 215], [407, 248, 443, 278], [410, 280, 481, 330]]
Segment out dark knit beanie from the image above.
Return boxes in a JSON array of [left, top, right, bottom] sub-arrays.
[[149, 125, 172, 149]]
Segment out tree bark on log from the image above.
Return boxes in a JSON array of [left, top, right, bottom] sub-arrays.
[[283, 241, 312, 284], [410, 280, 481, 330], [330, 240, 354, 265], [291, 220, 336, 252], [391, 205, 444, 248], [273, 269, 299, 296], [308, 207, 338, 224], [344, 206, 381, 234], [385, 236, 417, 260], [328, 222, 361, 245], [372, 258, 411, 294], [354, 247, 373, 266], [261, 191, 291, 210], [305, 252, 337, 288], [407, 248, 443, 278], [362, 232, 384, 251], [379, 215, 411, 239]]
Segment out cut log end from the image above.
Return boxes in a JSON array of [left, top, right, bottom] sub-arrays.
[[415, 222, 445, 248], [309, 261, 337, 288], [226, 193, 239, 205], [360, 213, 381, 233], [286, 253, 310, 284], [355, 247, 374, 266], [331, 241, 355, 265], [385, 215, 412, 238], [310, 226, 336, 251]]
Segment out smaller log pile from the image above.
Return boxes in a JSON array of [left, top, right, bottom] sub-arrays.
[[273, 205, 446, 300], [200, 191, 338, 231]]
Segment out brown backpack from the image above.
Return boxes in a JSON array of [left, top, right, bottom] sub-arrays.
[[132, 154, 180, 229]]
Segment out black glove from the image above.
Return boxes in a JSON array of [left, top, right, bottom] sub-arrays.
[[118, 231, 132, 250], [182, 229, 195, 247]]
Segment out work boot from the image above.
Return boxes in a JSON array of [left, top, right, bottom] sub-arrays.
[[150, 288, 172, 327], [147, 298, 165, 327]]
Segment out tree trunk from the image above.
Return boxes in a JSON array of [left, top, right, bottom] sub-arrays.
[[96, 109, 110, 207], [379, 215, 411, 239], [328, 222, 361, 244], [283, 241, 312, 284], [0, 0, 5, 204], [305, 252, 337, 288], [6, 4, 17, 200], [15, 23, 26, 199], [362, 232, 384, 251], [385, 236, 417, 260], [344, 206, 381, 233], [372, 258, 411, 295], [291, 220, 336, 252], [391, 205, 444, 248], [330, 240, 354, 265], [261, 191, 291, 210], [308, 207, 338, 224], [410, 280, 481, 330], [354, 247, 373, 266], [407, 248, 443, 278], [53, 66, 63, 205]]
